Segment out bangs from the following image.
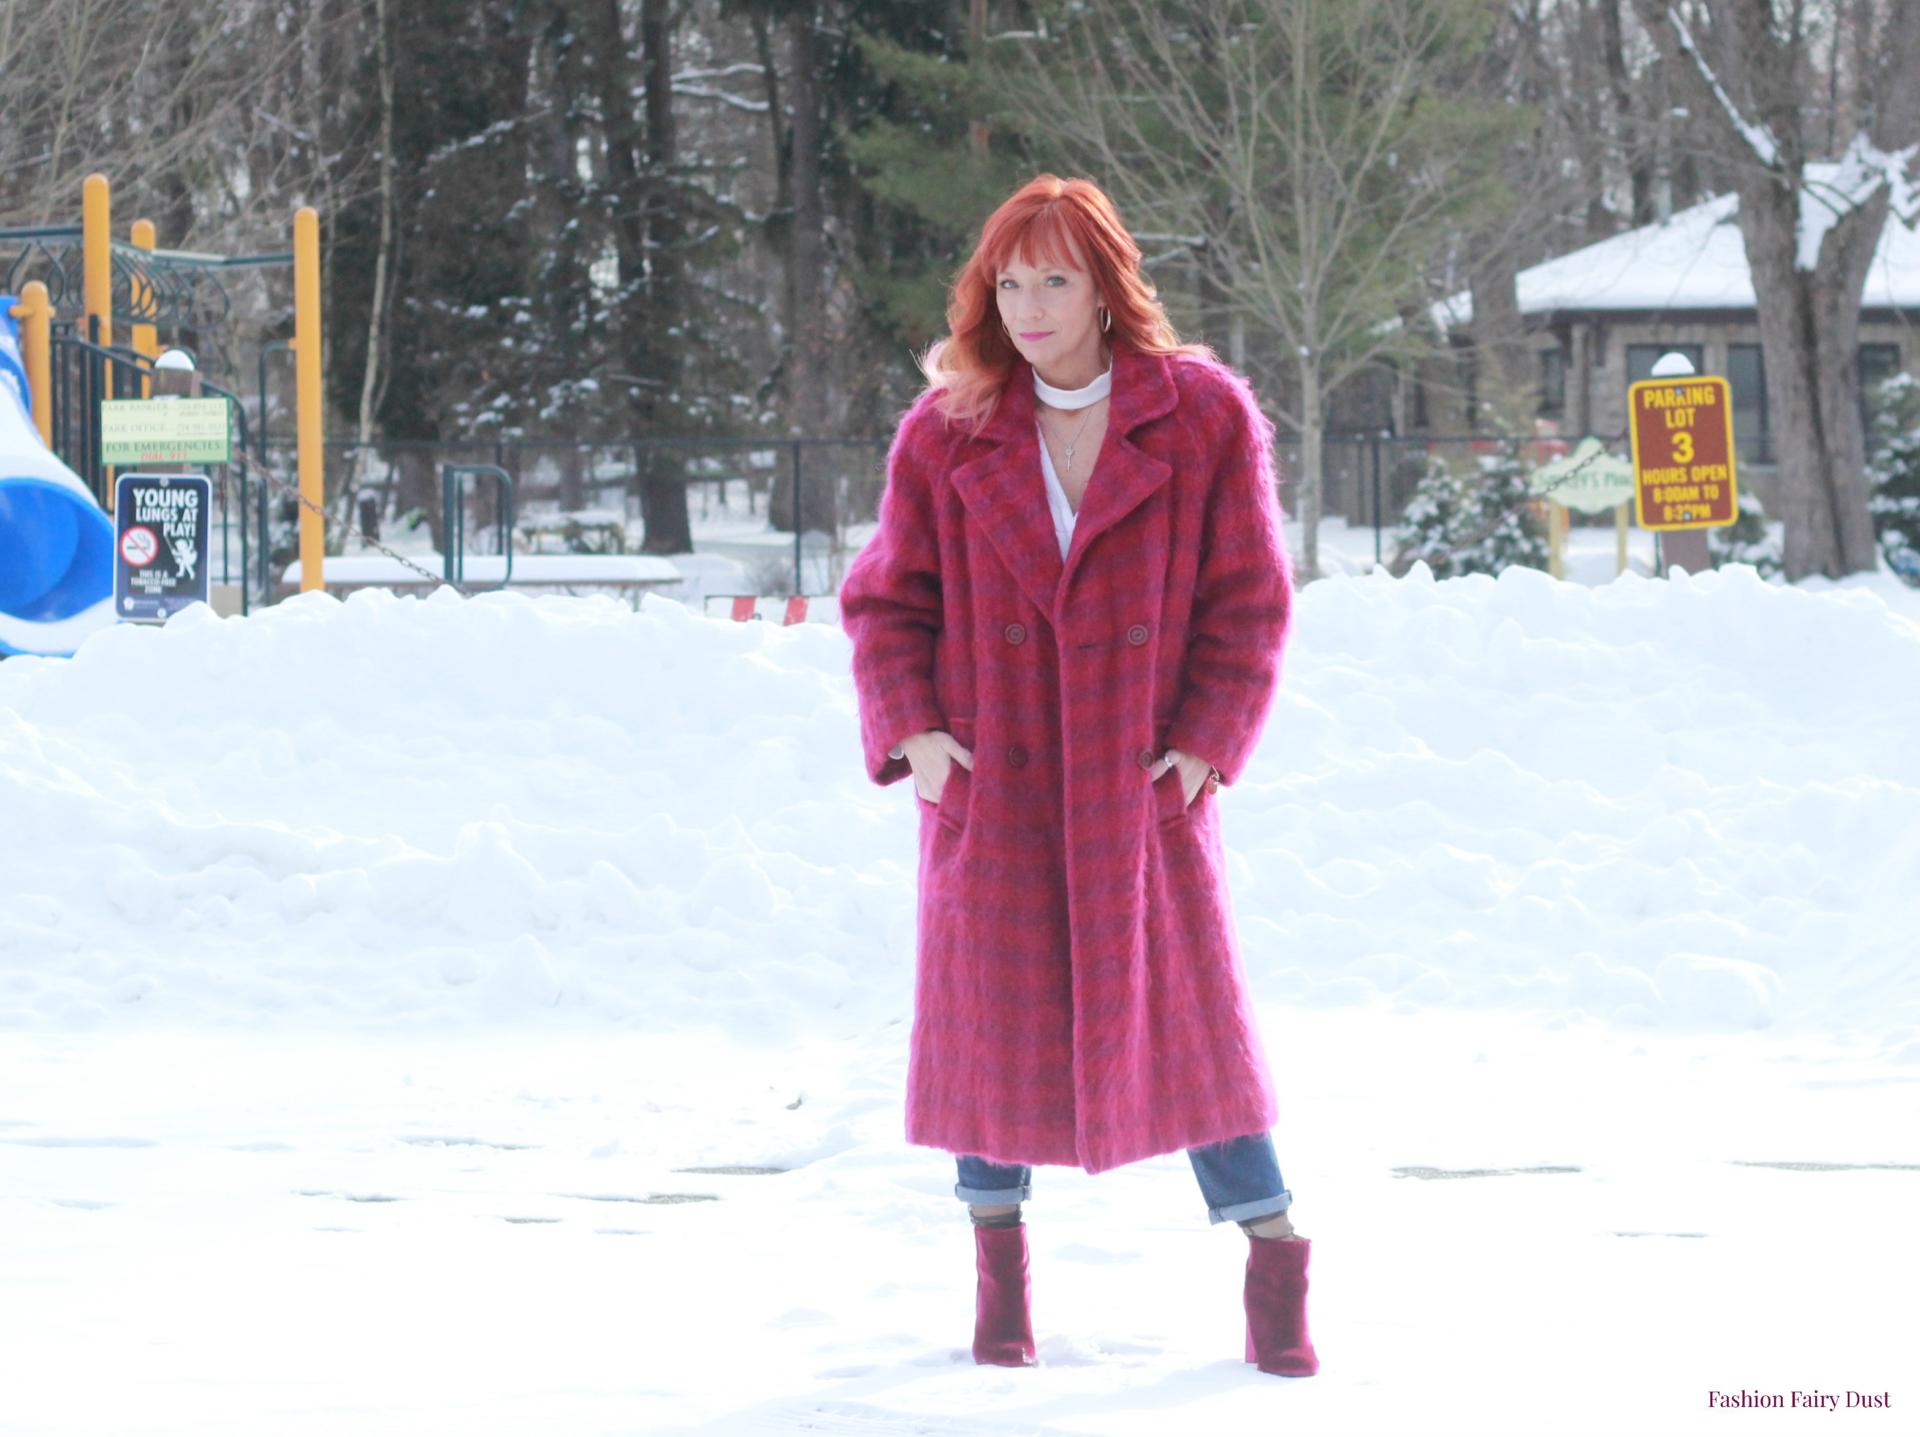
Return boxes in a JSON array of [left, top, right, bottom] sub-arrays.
[[987, 205, 1086, 274]]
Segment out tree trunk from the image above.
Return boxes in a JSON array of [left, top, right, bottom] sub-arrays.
[[1600, 0, 1653, 226], [787, 7, 827, 438], [344, 0, 397, 541], [159, 11, 200, 244], [1737, 176, 1884, 579], [636, 0, 692, 554], [753, 9, 795, 371], [771, 5, 835, 540], [1298, 363, 1323, 582], [1628, 0, 1920, 581], [1468, 258, 1531, 433], [968, 0, 990, 157]]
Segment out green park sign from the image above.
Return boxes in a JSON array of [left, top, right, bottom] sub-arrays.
[[1528, 436, 1635, 514], [100, 397, 232, 465]]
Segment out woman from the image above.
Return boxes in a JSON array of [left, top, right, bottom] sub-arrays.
[[839, 174, 1317, 1378]]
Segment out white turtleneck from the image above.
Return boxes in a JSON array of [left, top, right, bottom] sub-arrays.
[[1033, 361, 1112, 560]]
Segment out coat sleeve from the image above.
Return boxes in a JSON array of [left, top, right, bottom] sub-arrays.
[[840, 397, 950, 786], [1163, 370, 1295, 787]]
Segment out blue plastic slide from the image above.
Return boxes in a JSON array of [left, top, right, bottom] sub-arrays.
[[0, 299, 115, 658]]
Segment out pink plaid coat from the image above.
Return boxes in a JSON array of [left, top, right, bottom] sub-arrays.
[[839, 344, 1296, 1174]]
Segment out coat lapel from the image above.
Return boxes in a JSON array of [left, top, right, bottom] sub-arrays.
[[946, 346, 1180, 620], [946, 358, 1063, 618], [1061, 346, 1177, 591]]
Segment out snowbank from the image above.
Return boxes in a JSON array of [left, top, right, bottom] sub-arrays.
[[2, 565, 1915, 1060]]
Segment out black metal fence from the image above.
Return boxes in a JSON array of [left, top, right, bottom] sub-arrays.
[[50, 322, 273, 612], [238, 428, 1656, 598], [262, 435, 890, 599], [1295, 430, 1641, 566]]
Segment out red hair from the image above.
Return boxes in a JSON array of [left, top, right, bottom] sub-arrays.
[[918, 174, 1214, 433]]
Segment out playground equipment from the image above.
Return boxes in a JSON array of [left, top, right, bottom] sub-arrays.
[[0, 296, 112, 656], [1, 173, 325, 657]]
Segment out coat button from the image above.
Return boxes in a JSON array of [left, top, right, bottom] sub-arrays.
[[1006, 744, 1029, 768], [1004, 622, 1026, 645], [1137, 747, 1156, 770], [1126, 623, 1149, 646]]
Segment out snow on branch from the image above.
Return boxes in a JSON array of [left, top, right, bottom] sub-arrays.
[[668, 84, 769, 114], [1797, 132, 1920, 269], [422, 109, 550, 171], [672, 64, 766, 82], [1666, 6, 1778, 169]]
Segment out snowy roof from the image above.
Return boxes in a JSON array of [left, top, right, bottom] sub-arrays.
[[1438, 162, 1920, 328]]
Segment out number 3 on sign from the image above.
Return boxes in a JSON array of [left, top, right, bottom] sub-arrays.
[[1672, 431, 1694, 463]]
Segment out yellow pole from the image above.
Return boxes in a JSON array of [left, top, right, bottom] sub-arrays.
[[9, 282, 54, 445], [294, 205, 325, 592], [83, 174, 112, 352], [84, 173, 114, 508], [130, 218, 159, 394], [1616, 501, 1629, 575]]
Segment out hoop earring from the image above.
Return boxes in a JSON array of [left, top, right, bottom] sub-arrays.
[[1099, 305, 1112, 333]]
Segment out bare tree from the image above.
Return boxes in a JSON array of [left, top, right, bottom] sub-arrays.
[[1630, 0, 1920, 579], [0, 0, 355, 245], [338, 0, 399, 547], [995, 0, 1524, 580]]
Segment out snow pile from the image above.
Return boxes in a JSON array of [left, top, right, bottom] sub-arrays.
[[5, 567, 1918, 1436], [2, 565, 1916, 1059]]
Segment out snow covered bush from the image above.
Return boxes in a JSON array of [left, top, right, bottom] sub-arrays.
[[1866, 372, 1920, 588], [1390, 453, 1471, 578], [1390, 441, 1548, 579], [1707, 492, 1782, 580]]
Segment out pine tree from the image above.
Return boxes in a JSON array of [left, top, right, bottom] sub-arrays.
[[1391, 441, 1548, 579], [1707, 493, 1783, 580], [1455, 442, 1550, 576], [840, 13, 1033, 352], [1866, 373, 1920, 587], [1391, 454, 1473, 579]]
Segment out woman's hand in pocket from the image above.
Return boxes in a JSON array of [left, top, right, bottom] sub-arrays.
[[1164, 748, 1220, 807], [903, 730, 974, 804]]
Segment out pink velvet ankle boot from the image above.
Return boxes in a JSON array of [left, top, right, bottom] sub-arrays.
[[1244, 1235, 1319, 1376], [972, 1221, 1037, 1366]]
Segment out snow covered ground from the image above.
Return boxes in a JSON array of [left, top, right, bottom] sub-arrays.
[[3, 553, 1917, 1434]]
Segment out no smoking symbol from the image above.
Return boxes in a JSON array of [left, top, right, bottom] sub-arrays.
[[120, 525, 159, 568]]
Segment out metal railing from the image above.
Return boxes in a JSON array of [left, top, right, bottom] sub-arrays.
[[252, 429, 1650, 595], [47, 326, 272, 613], [223, 418, 1827, 600], [274, 434, 891, 599], [441, 464, 515, 589]]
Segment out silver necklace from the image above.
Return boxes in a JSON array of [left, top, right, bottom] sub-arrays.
[[1042, 404, 1100, 479], [1034, 362, 1111, 479]]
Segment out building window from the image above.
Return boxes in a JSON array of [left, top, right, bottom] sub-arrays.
[[1728, 343, 1768, 465], [1626, 343, 1705, 384], [1859, 343, 1903, 424], [1859, 342, 1902, 391], [1538, 347, 1566, 416]]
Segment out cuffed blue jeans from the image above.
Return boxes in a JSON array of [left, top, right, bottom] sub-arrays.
[[953, 1130, 1294, 1227]]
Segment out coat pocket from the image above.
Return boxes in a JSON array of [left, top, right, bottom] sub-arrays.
[[932, 715, 976, 835], [1153, 764, 1189, 829]]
